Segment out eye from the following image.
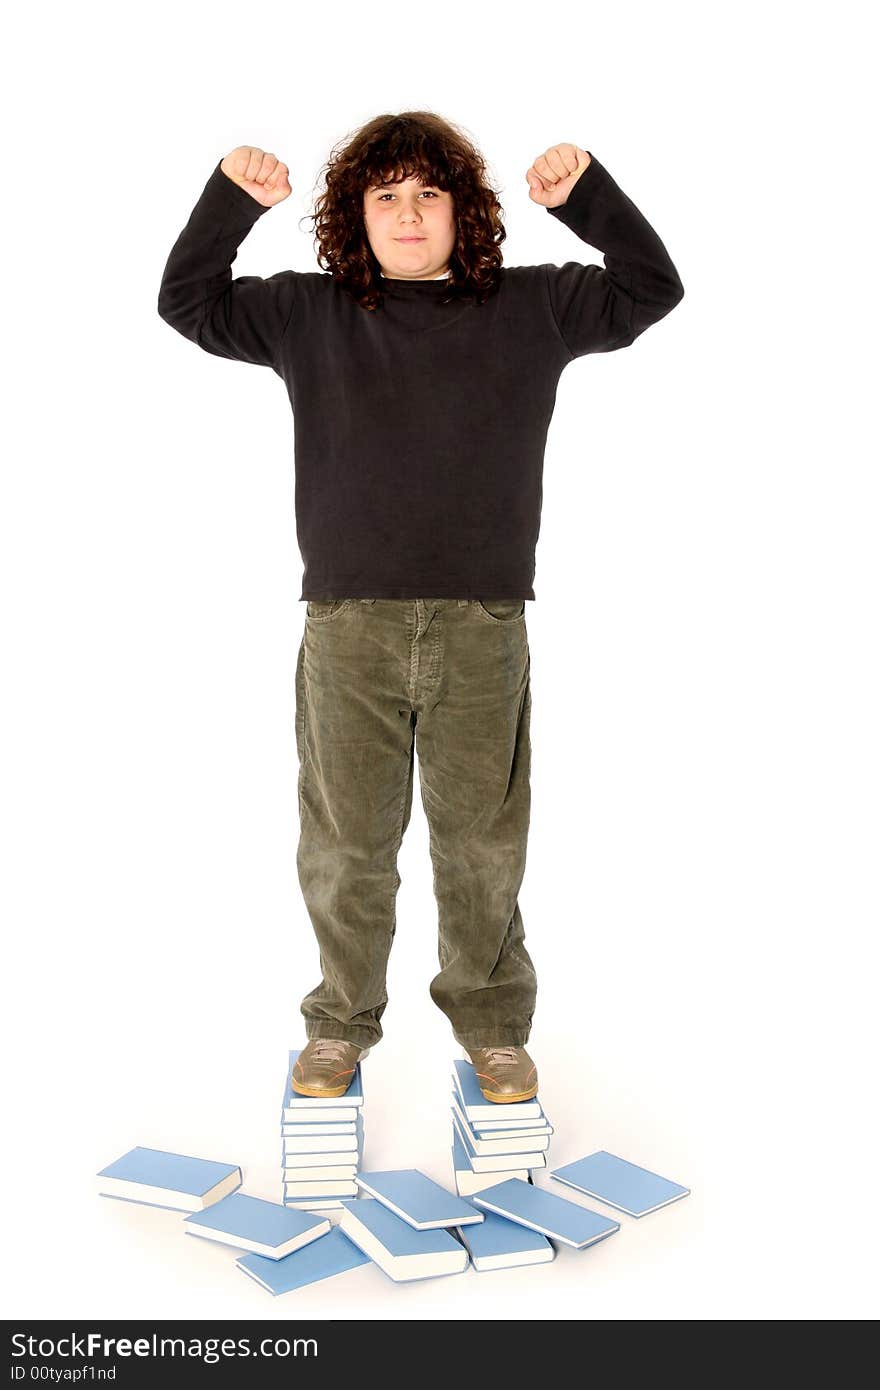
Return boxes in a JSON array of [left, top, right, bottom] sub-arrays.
[[377, 190, 439, 201]]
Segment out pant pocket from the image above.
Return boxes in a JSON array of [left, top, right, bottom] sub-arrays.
[[306, 599, 354, 622], [473, 599, 526, 624]]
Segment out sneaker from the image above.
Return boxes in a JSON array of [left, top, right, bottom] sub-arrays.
[[291, 1039, 371, 1098], [464, 1045, 538, 1103]]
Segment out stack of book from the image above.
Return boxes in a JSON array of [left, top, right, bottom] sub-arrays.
[[281, 1047, 365, 1213], [450, 1057, 554, 1196]]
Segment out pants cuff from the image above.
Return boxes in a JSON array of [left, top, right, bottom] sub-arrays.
[[454, 1030, 531, 1049], [304, 1021, 380, 1049]]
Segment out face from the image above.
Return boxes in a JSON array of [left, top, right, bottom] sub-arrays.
[[363, 174, 456, 281]]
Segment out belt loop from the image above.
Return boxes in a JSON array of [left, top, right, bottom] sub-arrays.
[[457, 599, 468, 607]]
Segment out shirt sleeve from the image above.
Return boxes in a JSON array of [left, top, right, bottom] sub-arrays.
[[157, 159, 297, 372], [543, 152, 684, 359]]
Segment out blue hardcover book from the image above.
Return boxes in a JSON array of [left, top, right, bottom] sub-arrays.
[[280, 1120, 357, 1136], [283, 1197, 347, 1211], [237, 1227, 370, 1294], [550, 1150, 690, 1217], [472, 1178, 621, 1250], [451, 1095, 552, 1151], [339, 1197, 468, 1282], [183, 1192, 329, 1258], [281, 1160, 358, 1180], [355, 1169, 483, 1230], [283, 1111, 364, 1154], [452, 1059, 542, 1122], [282, 1107, 358, 1125], [282, 1113, 364, 1164], [283, 1178, 359, 1198], [456, 1207, 555, 1272], [453, 1113, 547, 1173], [282, 1049, 365, 1116], [97, 1147, 241, 1212], [470, 1102, 553, 1133]]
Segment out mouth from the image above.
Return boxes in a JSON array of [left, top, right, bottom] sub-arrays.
[[395, 237, 426, 243]]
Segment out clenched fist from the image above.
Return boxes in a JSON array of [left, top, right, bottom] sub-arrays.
[[220, 146, 291, 208], [525, 144, 591, 209]]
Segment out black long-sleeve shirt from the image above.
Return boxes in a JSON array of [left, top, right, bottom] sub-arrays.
[[158, 153, 684, 600]]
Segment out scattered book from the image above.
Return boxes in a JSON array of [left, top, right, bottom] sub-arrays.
[[355, 1169, 483, 1230], [183, 1191, 329, 1258], [456, 1207, 555, 1272], [339, 1197, 468, 1282], [452, 1113, 547, 1173], [97, 1147, 241, 1213], [452, 1059, 542, 1122], [472, 1178, 621, 1250], [451, 1128, 530, 1197], [237, 1226, 371, 1294], [550, 1151, 690, 1217]]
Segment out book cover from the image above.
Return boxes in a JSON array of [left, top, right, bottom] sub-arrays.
[[338, 1197, 468, 1282], [97, 1147, 241, 1212], [355, 1169, 483, 1230], [472, 1178, 621, 1250], [183, 1192, 329, 1258], [550, 1150, 690, 1217], [456, 1207, 555, 1272], [237, 1227, 370, 1294]]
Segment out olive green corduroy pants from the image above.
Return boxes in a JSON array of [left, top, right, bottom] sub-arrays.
[[295, 597, 537, 1050]]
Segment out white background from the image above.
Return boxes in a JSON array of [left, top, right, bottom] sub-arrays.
[[3, 0, 877, 1321]]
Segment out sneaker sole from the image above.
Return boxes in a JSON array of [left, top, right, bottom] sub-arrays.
[[479, 1084, 539, 1103], [290, 1078, 353, 1098]]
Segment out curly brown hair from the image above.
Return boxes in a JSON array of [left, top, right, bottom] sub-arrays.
[[306, 110, 506, 312]]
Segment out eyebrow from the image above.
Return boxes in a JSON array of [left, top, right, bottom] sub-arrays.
[[370, 180, 440, 191]]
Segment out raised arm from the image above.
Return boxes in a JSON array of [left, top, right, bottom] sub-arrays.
[[527, 143, 684, 359], [157, 146, 296, 371]]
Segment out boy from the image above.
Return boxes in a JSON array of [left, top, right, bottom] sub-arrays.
[[158, 113, 684, 1102]]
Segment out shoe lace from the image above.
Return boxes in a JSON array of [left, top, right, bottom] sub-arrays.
[[310, 1039, 352, 1064], [480, 1046, 521, 1069]]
